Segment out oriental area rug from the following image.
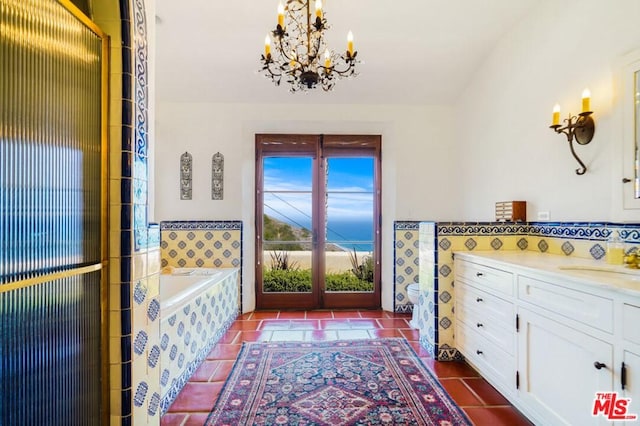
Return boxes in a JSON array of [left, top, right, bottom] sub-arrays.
[[205, 338, 472, 425]]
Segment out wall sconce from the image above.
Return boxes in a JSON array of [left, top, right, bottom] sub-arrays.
[[549, 88, 595, 175]]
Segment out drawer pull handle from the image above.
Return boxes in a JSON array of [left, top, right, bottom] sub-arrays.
[[594, 361, 607, 370], [476, 350, 483, 355], [476, 323, 483, 328], [476, 297, 483, 302], [476, 272, 484, 277]]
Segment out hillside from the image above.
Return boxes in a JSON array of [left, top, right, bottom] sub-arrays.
[[263, 215, 310, 250], [263, 215, 343, 251]]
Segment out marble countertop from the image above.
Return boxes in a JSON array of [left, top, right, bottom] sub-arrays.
[[454, 250, 640, 297]]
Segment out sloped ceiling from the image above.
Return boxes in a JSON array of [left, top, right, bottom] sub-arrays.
[[155, 0, 538, 105]]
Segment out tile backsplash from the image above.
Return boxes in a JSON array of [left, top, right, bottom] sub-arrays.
[[160, 221, 243, 270], [393, 222, 421, 314], [393, 221, 640, 361], [160, 220, 243, 312]]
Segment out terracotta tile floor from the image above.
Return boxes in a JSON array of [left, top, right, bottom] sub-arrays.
[[162, 310, 532, 426]]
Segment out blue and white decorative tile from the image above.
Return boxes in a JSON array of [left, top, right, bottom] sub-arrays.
[[438, 265, 451, 277], [158, 271, 239, 415], [620, 226, 640, 244], [438, 238, 451, 251], [589, 243, 606, 260], [133, 381, 148, 408], [517, 237, 528, 250], [561, 241, 575, 256], [437, 344, 464, 361], [464, 238, 477, 251], [393, 222, 421, 313], [439, 291, 452, 304], [394, 221, 420, 231], [160, 221, 243, 305], [161, 221, 243, 231], [529, 222, 608, 241], [538, 239, 549, 253]]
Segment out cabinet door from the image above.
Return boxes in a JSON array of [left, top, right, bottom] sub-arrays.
[[518, 308, 614, 425], [622, 349, 640, 416], [622, 301, 640, 414]]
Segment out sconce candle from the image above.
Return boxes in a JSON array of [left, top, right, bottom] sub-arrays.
[[552, 104, 560, 126], [582, 88, 591, 113], [347, 31, 354, 56], [549, 90, 595, 175], [315, 0, 323, 18]]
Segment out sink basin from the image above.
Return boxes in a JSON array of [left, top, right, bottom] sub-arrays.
[[558, 265, 640, 281]]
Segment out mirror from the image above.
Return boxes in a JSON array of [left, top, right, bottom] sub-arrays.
[[635, 70, 640, 198], [619, 50, 640, 209]]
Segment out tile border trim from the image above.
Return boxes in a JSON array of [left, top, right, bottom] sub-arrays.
[[160, 221, 243, 231]]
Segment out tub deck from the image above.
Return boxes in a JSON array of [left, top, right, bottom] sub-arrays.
[[160, 268, 234, 317]]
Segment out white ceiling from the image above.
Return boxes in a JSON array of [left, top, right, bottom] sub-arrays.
[[155, 0, 538, 105]]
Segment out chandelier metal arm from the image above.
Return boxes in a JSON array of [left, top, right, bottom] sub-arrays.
[[261, 55, 285, 86], [326, 53, 358, 76]]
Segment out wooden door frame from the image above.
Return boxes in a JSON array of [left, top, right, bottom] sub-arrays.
[[255, 134, 320, 309], [255, 134, 381, 310], [321, 135, 382, 309]]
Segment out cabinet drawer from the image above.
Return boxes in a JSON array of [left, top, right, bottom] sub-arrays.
[[455, 259, 514, 296], [457, 304, 515, 355], [623, 303, 640, 345], [517, 275, 613, 333], [456, 322, 515, 393], [457, 283, 514, 326]]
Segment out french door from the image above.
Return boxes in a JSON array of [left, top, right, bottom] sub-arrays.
[[256, 134, 381, 310]]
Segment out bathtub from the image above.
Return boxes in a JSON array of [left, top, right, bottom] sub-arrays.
[[159, 267, 239, 414], [160, 269, 226, 317]]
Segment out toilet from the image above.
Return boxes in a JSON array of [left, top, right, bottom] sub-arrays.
[[407, 283, 420, 329]]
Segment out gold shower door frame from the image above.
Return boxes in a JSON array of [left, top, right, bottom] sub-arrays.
[[1, 0, 110, 421]]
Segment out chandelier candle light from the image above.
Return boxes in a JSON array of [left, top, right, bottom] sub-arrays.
[[260, 0, 360, 92], [549, 88, 596, 175]]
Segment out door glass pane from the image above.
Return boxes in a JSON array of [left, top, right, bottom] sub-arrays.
[[325, 157, 375, 293], [262, 157, 313, 293]]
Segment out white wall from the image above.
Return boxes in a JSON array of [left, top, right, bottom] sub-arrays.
[[147, 0, 156, 222], [154, 103, 457, 312], [454, 0, 640, 222], [154, 0, 640, 312]]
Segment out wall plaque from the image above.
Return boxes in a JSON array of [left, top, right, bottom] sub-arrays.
[[212, 152, 224, 200], [180, 152, 192, 200]]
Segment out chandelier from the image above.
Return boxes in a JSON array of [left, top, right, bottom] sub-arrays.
[[260, 0, 360, 92]]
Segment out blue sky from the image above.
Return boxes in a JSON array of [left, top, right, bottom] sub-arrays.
[[263, 156, 374, 230]]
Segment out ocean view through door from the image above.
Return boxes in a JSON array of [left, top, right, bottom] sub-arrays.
[[256, 135, 381, 309]]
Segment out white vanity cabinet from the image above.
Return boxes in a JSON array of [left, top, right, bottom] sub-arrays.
[[454, 252, 640, 425], [621, 300, 640, 407]]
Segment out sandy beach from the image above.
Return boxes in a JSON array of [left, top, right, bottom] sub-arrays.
[[263, 250, 372, 273]]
